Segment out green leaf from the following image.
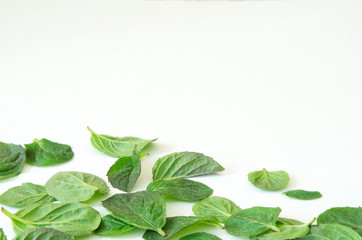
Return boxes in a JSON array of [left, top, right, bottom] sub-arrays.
[[88, 127, 156, 158], [0, 182, 55, 207], [143, 216, 217, 240], [107, 150, 141, 192], [44, 171, 109, 203], [276, 217, 304, 226], [248, 168, 289, 190], [256, 219, 314, 240], [147, 178, 213, 201], [13, 227, 73, 240], [0, 142, 26, 180], [25, 139, 73, 166], [300, 224, 362, 240], [1, 203, 101, 236], [0, 228, 7, 240], [283, 190, 322, 200], [192, 196, 241, 223], [179, 232, 222, 240], [317, 207, 362, 235], [102, 191, 166, 236], [152, 152, 224, 181], [95, 215, 134, 235], [225, 206, 281, 237]]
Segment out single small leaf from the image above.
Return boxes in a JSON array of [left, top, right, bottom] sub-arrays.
[[44, 171, 109, 203], [0, 182, 55, 207], [225, 206, 281, 237], [25, 138, 74, 166], [107, 150, 141, 192], [0, 228, 6, 240], [276, 217, 304, 226], [143, 216, 217, 240], [192, 196, 241, 223], [95, 215, 134, 235], [88, 127, 156, 158], [0, 142, 26, 180], [248, 168, 289, 190], [102, 191, 166, 236], [1, 203, 101, 236], [147, 178, 213, 201], [317, 207, 362, 235], [13, 227, 73, 240], [300, 224, 362, 240], [179, 232, 222, 240], [152, 152, 224, 181], [283, 190, 322, 200]]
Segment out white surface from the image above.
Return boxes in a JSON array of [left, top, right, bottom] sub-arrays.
[[0, 0, 361, 239]]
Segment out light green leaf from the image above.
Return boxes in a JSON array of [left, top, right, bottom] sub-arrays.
[[107, 150, 141, 192], [276, 217, 304, 226], [179, 232, 222, 240], [13, 227, 73, 240], [283, 190, 322, 200], [225, 206, 281, 237], [25, 138, 74, 166], [0, 182, 55, 207], [248, 168, 289, 190], [317, 207, 362, 235], [0, 228, 6, 240], [95, 215, 134, 235], [152, 152, 224, 181], [102, 191, 166, 236], [300, 224, 362, 240], [0, 142, 25, 180], [88, 127, 156, 158], [44, 171, 109, 203], [147, 178, 213, 202], [1, 203, 101, 236], [192, 196, 241, 223]]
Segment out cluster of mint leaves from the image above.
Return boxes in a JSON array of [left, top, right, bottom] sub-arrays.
[[0, 128, 361, 240]]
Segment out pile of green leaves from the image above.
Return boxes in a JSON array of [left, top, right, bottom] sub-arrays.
[[0, 128, 360, 240]]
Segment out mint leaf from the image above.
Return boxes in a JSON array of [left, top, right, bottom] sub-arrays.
[[248, 168, 289, 190], [0, 142, 25, 180], [95, 215, 134, 235], [14, 227, 73, 240], [283, 190, 322, 200], [300, 224, 362, 240], [179, 232, 222, 240]]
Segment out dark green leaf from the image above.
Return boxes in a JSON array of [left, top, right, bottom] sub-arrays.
[[225, 207, 281, 237], [192, 196, 241, 223], [88, 127, 156, 158], [102, 191, 166, 236], [107, 150, 141, 192], [299, 224, 362, 240], [13, 227, 73, 240], [317, 207, 362, 235], [0, 182, 55, 207], [44, 171, 108, 203], [179, 232, 222, 240], [0, 142, 25, 180], [276, 217, 304, 226], [283, 190, 322, 200], [0, 228, 6, 240], [152, 152, 224, 181], [95, 215, 134, 235], [1, 203, 101, 236], [143, 216, 217, 240], [25, 138, 74, 166], [147, 178, 213, 201], [248, 168, 289, 190]]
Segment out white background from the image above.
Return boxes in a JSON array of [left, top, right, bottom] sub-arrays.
[[0, 0, 361, 239]]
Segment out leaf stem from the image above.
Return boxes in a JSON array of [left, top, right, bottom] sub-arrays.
[[1, 207, 34, 225]]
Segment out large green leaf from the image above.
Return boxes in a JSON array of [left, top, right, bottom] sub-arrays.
[[0, 142, 25, 180], [95, 215, 134, 235], [1, 203, 101, 236], [102, 191, 166, 236], [152, 152, 224, 181], [107, 150, 141, 192], [248, 168, 289, 190], [13, 227, 73, 240], [88, 127, 156, 158], [179, 232, 222, 240], [25, 138, 74, 166], [192, 196, 241, 223], [143, 216, 217, 240], [0, 182, 55, 207], [225, 207, 281, 237], [44, 171, 108, 203], [147, 178, 213, 201], [300, 224, 362, 240], [283, 190, 322, 200], [317, 207, 362, 235], [0, 228, 6, 240]]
